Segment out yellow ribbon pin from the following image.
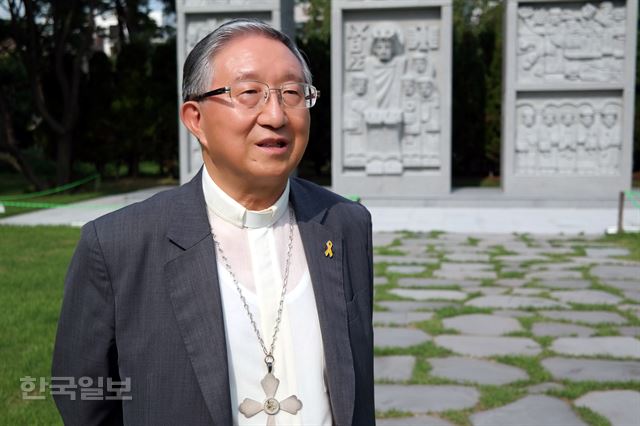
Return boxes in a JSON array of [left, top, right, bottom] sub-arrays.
[[324, 240, 334, 258]]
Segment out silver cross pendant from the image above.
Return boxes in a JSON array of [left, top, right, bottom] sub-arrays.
[[239, 373, 303, 426]]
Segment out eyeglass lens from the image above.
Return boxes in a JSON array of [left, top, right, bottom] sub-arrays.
[[230, 82, 317, 109]]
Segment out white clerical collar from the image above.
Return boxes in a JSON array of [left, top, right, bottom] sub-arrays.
[[202, 168, 289, 229]]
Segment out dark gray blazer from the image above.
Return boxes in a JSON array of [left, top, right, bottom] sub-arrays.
[[52, 169, 374, 425]]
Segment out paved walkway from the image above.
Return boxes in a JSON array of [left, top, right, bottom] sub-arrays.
[[373, 231, 640, 425], [1, 186, 638, 234]]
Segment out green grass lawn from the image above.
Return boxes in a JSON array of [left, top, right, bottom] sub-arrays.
[[1, 225, 80, 424]]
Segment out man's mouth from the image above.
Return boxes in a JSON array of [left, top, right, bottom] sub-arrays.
[[257, 139, 288, 148]]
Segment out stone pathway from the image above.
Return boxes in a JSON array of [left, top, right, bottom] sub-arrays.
[[372, 231, 640, 425]]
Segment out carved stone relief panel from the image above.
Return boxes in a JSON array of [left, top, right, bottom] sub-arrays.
[[342, 17, 442, 175], [515, 94, 623, 176], [517, 1, 626, 84], [185, 17, 219, 54]]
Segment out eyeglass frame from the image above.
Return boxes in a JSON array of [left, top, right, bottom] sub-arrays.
[[186, 81, 321, 109]]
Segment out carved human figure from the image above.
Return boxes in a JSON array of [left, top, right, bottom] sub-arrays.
[[557, 103, 577, 173], [410, 52, 435, 78], [576, 103, 599, 174], [515, 104, 537, 174], [400, 75, 421, 167], [598, 102, 622, 174], [343, 73, 369, 167], [186, 19, 218, 53], [517, 7, 544, 78], [363, 22, 407, 175], [538, 104, 560, 174], [417, 76, 441, 167], [542, 8, 565, 78]]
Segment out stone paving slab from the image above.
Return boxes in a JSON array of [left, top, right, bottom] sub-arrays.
[[494, 279, 529, 288], [493, 310, 535, 318], [551, 337, 640, 358], [374, 356, 416, 382], [533, 279, 592, 289], [623, 290, 640, 303], [466, 295, 568, 309], [444, 253, 491, 262], [585, 247, 631, 258], [374, 276, 389, 286], [373, 312, 434, 326], [549, 290, 622, 305], [374, 233, 402, 247], [386, 265, 429, 275], [428, 357, 528, 385], [374, 327, 431, 348], [511, 288, 546, 296], [542, 357, 640, 382], [433, 270, 498, 280], [538, 310, 628, 325], [574, 390, 640, 426], [465, 287, 509, 296], [591, 265, 640, 280], [390, 289, 468, 302], [532, 322, 595, 337], [495, 255, 551, 263], [601, 279, 640, 292], [376, 256, 438, 266], [375, 385, 479, 413], [376, 415, 454, 426], [469, 395, 587, 426], [377, 301, 458, 312], [618, 326, 640, 337], [527, 270, 584, 280], [439, 262, 494, 271], [397, 278, 480, 288], [442, 314, 522, 336], [434, 335, 542, 357], [529, 262, 581, 271]]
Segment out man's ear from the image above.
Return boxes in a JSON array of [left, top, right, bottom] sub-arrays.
[[180, 101, 206, 146]]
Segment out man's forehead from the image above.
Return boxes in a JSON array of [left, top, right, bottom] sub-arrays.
[[230, 69, 304, 82]]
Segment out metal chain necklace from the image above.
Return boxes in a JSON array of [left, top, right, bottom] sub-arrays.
[[211, 207, 303, 425]]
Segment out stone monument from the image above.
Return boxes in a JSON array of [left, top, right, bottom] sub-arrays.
[[177, 0, 295, 184], [502, 0, 637, 198], [331, 0, 453, 203]]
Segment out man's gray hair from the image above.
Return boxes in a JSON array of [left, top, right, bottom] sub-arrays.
[[182, 18, 312, 102]]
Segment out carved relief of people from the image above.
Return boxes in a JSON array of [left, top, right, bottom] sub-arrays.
[[417, 76, 441, 167], [343, 73, 369, 167], [538, 105, 560, 174], [517, 2, 626, 84], [515, 104, 538, 174], [410, 52, 435, 78], [363, 22, 407, 175], [557, 103, 578, 173], [400, 75, 421, 167], [598, 102, 622, 174], [576, 103, 599, 174]]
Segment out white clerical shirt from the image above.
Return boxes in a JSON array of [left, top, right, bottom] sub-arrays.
[[202, 169, 332, 426]]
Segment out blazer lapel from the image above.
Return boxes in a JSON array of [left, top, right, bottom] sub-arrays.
[[290, 179, 355, 426], [164, 169, 232, 425]]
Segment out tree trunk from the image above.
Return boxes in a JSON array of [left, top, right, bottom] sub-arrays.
[[56, 132, 72, 185]]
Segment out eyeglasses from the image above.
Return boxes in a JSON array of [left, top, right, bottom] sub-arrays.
[[188, 81, 320, 110]]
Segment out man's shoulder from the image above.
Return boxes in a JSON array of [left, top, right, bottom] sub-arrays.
[[290, 177, 370, 224]]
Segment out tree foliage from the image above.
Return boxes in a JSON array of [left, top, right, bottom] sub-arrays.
[[1, 0, 178, 188]]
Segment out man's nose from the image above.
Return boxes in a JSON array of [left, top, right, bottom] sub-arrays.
[[258, 89, 287, 127]]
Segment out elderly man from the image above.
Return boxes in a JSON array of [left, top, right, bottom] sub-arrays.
[[52, 19, 374, 425]]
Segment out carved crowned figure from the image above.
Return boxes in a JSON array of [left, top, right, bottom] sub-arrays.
[[363, 22, 407, 175]]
